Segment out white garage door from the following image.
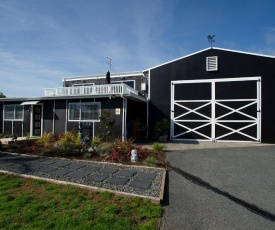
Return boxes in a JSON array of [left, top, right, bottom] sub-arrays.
[[171, 77, 261, 142]]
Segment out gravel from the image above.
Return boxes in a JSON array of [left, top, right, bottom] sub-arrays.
[[0, 152, 164, 199]]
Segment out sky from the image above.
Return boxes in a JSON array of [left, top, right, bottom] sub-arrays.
[[0, 0, 275, 98]]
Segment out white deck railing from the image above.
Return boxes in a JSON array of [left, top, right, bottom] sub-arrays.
[[44, 84, 138, 97]]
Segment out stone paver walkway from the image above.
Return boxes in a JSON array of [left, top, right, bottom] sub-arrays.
[[0, 152, 165, 203]]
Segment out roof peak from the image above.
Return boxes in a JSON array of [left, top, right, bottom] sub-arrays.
[[145, 47, 275, 71]]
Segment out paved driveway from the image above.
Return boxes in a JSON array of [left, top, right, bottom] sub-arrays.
[[160, 145, 275, 230]]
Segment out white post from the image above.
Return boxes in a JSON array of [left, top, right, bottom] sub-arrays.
[[170, 82, 175, 139], [257, 77, 261, 142], [211, 81, 216, 142]]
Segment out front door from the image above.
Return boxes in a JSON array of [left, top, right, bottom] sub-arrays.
[[32, 104, 42, 136]]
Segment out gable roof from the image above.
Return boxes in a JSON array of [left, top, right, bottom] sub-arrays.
[[144, 47, 275, 71]]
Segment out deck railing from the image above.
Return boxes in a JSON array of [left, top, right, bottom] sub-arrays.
[[44, 84, 138, 97]]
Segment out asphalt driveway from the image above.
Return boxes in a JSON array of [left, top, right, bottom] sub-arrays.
[[160, 145, 275, 230]]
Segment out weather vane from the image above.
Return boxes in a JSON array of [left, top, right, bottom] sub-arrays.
[[207, 35, 215, 48]]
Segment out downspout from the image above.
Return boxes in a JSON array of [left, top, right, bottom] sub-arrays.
[[146, 69, 151, 138], [2, 102, 4, 134], [53, 100, 56, 134], [65, 99, 68, 132], [22, 105, 24, 137], [121, 95, 127, 141]]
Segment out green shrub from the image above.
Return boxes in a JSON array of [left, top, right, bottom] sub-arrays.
[[83, 152, 92, 158], [55, 140, 79, 155], [61, 131, 78, 143], [90, 136, 101, 148], [75, 134, 81, 145], [152, 142, 166, 152], [41, 148, 56, 156], [143, 156, 160, 167], [38, 132, 53, 147], [99, 111, 115, 142], [96, 142, 113, 156], [8, 143, 20, 151]]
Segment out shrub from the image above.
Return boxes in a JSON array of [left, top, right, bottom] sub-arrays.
[[41, 148, 56, 156], [152, 142, 166, 152], [38, 132, 53, 147], [143, 156, 160, 167], [99, 110, 115, 142], [136, 146, 150, 160], [154, 118, 170, 135], [90, 136, 101, 148], [83, 152, 92, 158], [21, 145, 39, 154], [96, 142, 113, 156], [8, 143, 20, 151], [0, 140, 2, 150], [61, 131, 78, 143], [75, 134, 81, 145], [55, 139, 79, 156], [113, 138, 135, 154]]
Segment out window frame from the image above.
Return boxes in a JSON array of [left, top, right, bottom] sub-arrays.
[[68, 102, 101, 122], [4, 104, 24, 121], [112, 80, 135, 89], [72, 83, 95, 87]]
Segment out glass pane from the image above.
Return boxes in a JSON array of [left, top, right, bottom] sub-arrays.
[[69, 103, 80, 120], [4, 105, 14, 119], [124, 81, 134, 88], [81, 103, 100, 120], [15, 106, 23, 119]]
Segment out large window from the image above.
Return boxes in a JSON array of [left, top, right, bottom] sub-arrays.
[[4, 105, 23, 120], [69, 102, 101, 121]]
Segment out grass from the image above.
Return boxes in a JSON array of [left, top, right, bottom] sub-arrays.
[[0, 173, 162, 230]]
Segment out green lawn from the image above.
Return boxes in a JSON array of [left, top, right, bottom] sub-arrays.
[[0, 173, 162, 230]]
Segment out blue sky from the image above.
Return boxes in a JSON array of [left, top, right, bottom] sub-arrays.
[[1, 0, 275, 97]]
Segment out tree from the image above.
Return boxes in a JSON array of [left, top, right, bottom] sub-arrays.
[[99, 110, 115, 142], [0, 92, 6, 98]]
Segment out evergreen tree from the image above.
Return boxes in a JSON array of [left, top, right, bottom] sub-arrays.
[[0, 92, 6, 98], [99, 110, 115, 142]]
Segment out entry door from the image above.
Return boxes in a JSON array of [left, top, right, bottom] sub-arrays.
[[33, 105, 42, 136], [171, 77, 261, 142]]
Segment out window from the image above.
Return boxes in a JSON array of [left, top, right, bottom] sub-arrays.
[[4, 105, 23, 120], [112, 80, 135, 89], [206, 56, 218, 71], [69, 102, 101, 121]]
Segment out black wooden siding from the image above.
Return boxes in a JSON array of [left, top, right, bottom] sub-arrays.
[[149, 49, 275, 143]]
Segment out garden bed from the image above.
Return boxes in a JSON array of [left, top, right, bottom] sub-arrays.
[[0, 132, 166, 168]]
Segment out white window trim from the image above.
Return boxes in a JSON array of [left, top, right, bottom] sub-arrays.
[[72, 83, 95, 87], [68, 102, 101, 122], [4, 104, 24, 121]]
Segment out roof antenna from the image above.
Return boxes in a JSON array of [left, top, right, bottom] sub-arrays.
[[207, 35, 215, 49], [106, 57, 112, 71]]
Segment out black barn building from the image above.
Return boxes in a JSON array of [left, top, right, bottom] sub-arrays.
[[147, 47, 275, 143], [1, 47, 275, 143]]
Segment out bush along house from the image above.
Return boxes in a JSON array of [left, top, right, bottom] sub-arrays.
[[1, 47, 275, 143]]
